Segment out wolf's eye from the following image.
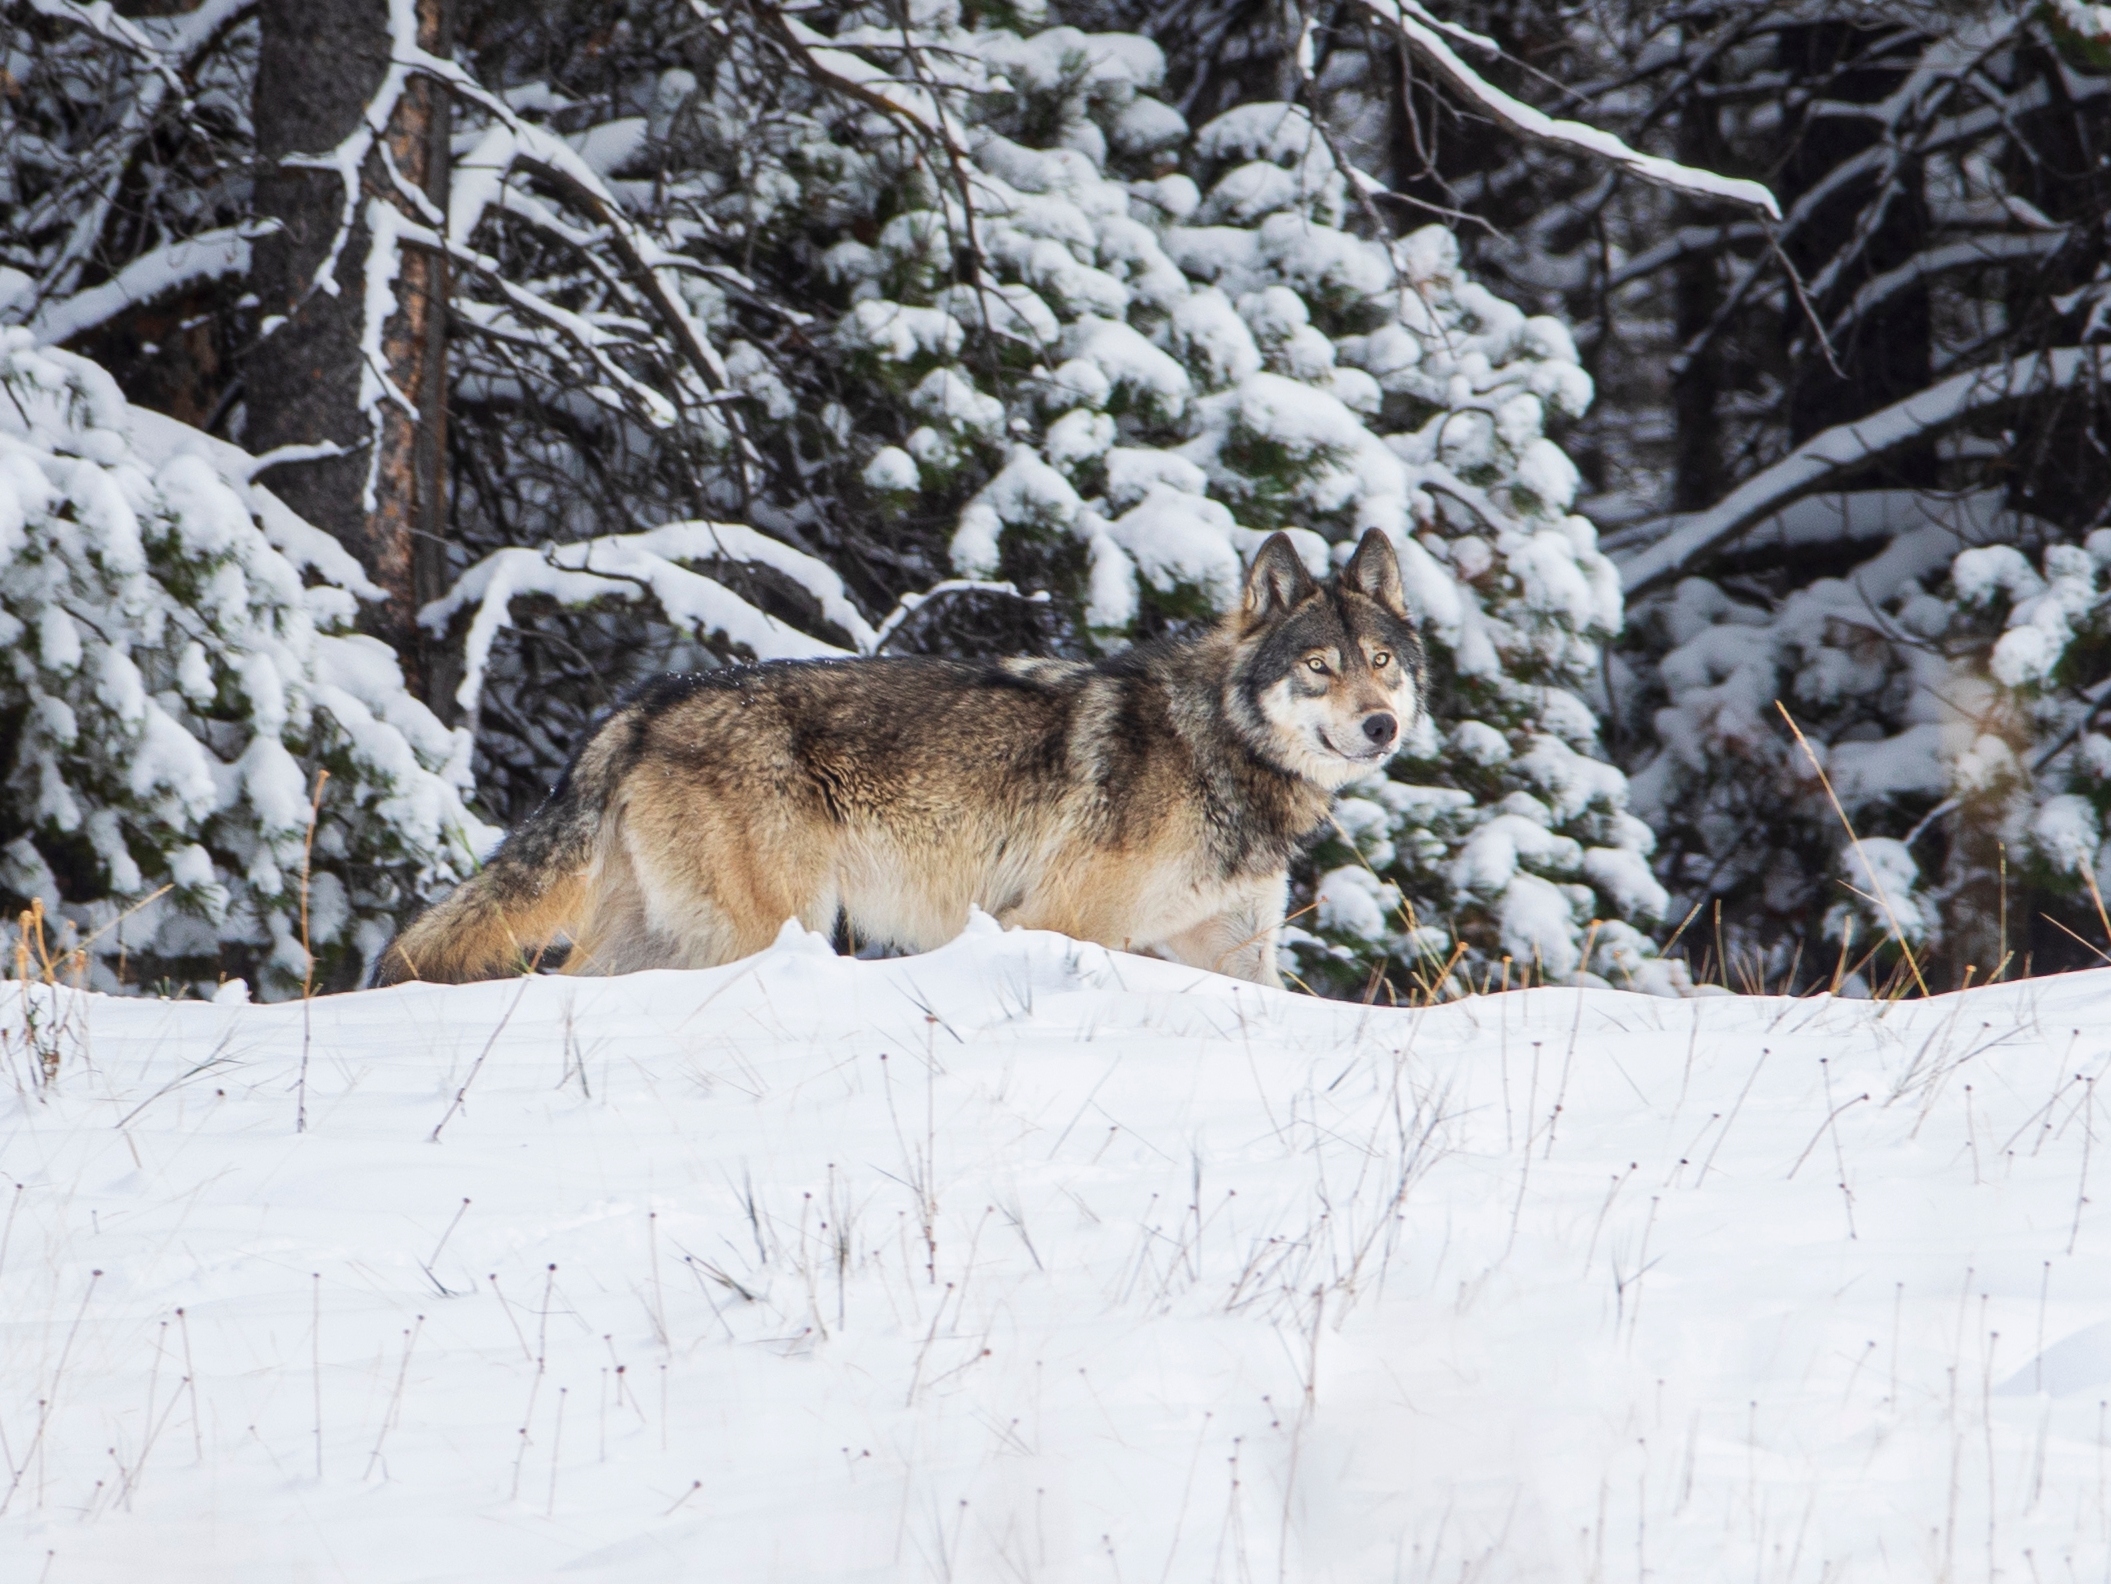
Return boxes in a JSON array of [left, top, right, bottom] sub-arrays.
[[1372, 652, 1391, 669], [1305, 657, 1329, 675]]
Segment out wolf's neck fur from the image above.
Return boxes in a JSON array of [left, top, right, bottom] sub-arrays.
[[1130, 625, 1335, 872]]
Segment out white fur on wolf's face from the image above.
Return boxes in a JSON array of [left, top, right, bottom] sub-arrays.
[[1252, 634, 1419, 789]]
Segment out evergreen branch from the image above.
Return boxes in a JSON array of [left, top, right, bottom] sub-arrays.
[[1622, 348, 2111, 595]]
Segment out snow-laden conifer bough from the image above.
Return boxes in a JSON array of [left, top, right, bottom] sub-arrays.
[[0, 332, 494, 997]]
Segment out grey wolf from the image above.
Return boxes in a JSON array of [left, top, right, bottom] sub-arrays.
[[374, 529, 1424, 989]]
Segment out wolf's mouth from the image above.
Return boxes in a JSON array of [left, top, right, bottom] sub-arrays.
[[1319, 730, 1390, 764]]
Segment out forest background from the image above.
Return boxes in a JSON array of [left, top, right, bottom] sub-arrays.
[[4, 0, 2110, 1004]]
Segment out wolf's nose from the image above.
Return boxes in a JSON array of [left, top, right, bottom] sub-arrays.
[[1362, 712, 1396, 747]]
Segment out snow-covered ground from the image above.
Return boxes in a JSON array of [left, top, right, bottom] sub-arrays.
[[2, 919, 2107, 1582]]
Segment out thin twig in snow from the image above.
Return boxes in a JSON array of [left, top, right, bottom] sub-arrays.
[[430, 974, 536, 1141]]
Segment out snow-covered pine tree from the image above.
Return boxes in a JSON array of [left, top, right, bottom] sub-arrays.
[[1175, 1, 2111, 990], [0, 332, 492, 997], [1637, 494, 2111, 993]]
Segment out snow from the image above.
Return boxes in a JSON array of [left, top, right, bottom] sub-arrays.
[[1833, 836, 1932, 944], [22, 226, 271, 347], [910, 366, 1007, 442], [2052, 2, 2111, 43], [1357, 1, 1779, 218], [1973, 544, 2105, 692], [1313, 863, 1400, 940], [4, 925, 2110, 1580], [1581, 845, 1669, 923], [1111, 96, 1185, 157], [1061, 316, 1190, 419], [950, 448, 1089, 581], [424, 522, 867, 721], [842, 299, 966, 362], [1620, 349, 2111, 594], [1496, 868, 1585, 976], [565, 118, 650, 180], [2032, 793, 2101, 877], [1, 335, 485, 996], [1168, 288, 1262, 390], [862, 446, 920, 494]]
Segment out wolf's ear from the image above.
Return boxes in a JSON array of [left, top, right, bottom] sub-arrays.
[[1341, 528, 1410, 619], [1242, 533, 1318, 622]]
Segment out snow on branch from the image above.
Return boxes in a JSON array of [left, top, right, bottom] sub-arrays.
[[640, 521, 878, 653], [22, 0, 257, 304], [872, 580, 1045, 653], [1796, 21, 2026, 309], [1620, 348, 2111, 595], [1667, 70, 2111, 376], [401, 20, 735, 404], [20, 224, 275, 346], [373, 217, 715, 470], [1357, 0, 1780, 218], [421, 526, 865, 723], [483, 137, 739, 399], [425, 525, 1054, 725], [274, 0, 758, 507], [769, 12, 968, 142], [25, 0, 169, 70], [2048, 3, 2111, 49], [1828, 231, 2067, 342], [733, 0, 1001, 156]]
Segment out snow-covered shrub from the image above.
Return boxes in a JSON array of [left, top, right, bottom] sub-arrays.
[[428, 6, 1680, 994], [0, 334, 494, 998], [1631, 494, 2111, 990]]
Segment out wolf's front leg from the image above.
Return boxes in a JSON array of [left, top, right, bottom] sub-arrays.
[[1154, 873, 1291, 988]]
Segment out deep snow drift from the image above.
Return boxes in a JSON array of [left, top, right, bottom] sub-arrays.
[[1, 919, 2107, 1581]]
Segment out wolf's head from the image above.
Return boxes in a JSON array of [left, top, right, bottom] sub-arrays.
[[1227, 530, 1428, 790]]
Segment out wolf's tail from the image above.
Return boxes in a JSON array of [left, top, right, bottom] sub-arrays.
[[370, 730, 623, 987]]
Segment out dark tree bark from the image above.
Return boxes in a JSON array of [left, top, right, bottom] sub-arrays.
[[2002, 37, 2111, 532], [246, 0, 452, 697], [245, 0, 387, 555], [1777, 20, 1935, 484], [378, 1, 457, 711], [1090, 0, 1298, 125], [1670, 75, 1727, 515]]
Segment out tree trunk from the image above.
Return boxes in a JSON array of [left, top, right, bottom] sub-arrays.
[[1670, 69, 1727, 515], [1120, 0, 1299, 125], [1777, 20, 1935, 484], [2001, 35, 2111, 532], [378, 0, 457, 712], [245, 0, 453, 700]]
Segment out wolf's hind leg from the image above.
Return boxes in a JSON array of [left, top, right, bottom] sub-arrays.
[[622, 779, 839, 967], [560, 840, 680, 975]]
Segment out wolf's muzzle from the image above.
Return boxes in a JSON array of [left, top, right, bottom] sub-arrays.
[[1361, 712, 1397, 749]]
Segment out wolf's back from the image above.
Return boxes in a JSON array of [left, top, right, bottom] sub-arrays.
[[370, 712, 632, 986]]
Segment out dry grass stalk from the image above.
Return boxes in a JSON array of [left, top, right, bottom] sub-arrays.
[[297, 769, 330, 1134], [1776, 702, 1930, 997]]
